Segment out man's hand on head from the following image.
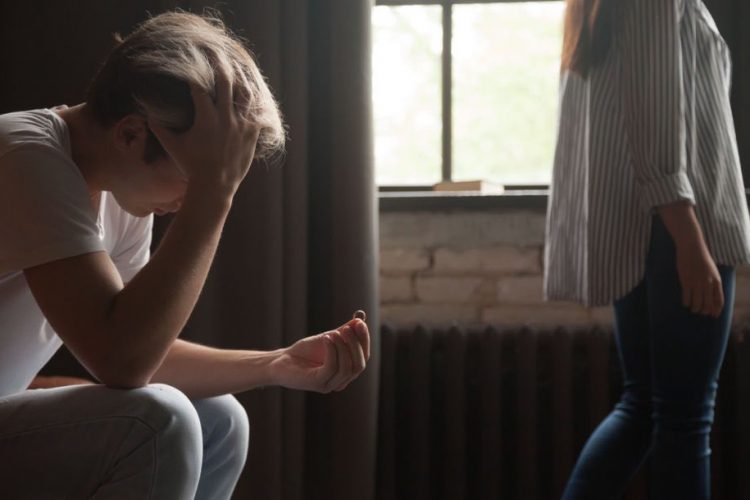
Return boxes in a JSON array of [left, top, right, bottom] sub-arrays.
[[148, 58, 260, 198]]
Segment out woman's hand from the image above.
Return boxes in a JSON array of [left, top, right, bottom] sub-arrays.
[[149, 59, 260, 195], [658, 202, 724, 317], [269, 319, 370, 393], [676, 240, 724, 317]]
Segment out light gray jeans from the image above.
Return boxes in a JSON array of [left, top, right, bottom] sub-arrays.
[[0, 383, 249, 500]]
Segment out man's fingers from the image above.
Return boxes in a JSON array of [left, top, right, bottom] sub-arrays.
[[342, 326, 366, 375], [190, 83, 216, 125], [213, 57, 234, 119], [349, 319, 370, 361], [332, 327, 367, 392], [358, 320, 371, 362], [324, 333, 350, 392], [317, 334, 338, 390]]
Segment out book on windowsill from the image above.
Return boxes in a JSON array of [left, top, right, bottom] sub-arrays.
[[432, 180, 505, 194]]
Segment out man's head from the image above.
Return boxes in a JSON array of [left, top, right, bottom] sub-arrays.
[[88, 10, 285, 161], [84, 11, 285, 215]]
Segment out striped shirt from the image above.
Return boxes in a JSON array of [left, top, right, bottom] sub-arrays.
[[544, 0, 750, 307]]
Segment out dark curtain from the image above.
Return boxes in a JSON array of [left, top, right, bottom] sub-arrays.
[[0, 2, 379, 500]]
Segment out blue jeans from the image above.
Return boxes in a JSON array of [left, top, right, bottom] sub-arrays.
[[0, 384, 249, 499], [561, 217, 736, 500]]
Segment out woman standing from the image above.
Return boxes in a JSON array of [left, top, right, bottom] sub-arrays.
[[545, 0, 750, 498]]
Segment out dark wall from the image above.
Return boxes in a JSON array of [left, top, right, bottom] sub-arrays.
[[0, 2, 167, 112], [705, 0, 750, 186]]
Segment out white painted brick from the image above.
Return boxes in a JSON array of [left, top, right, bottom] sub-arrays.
[[496, 276, 544, 304], [433, 246, 542, 274], [380, 247, 430, 273], [380, 276, 414, 303], [381, 304, 479, 327], [481, 303, 593, 327], [380, 211, 546, 248], [415, 276, 484, 303]]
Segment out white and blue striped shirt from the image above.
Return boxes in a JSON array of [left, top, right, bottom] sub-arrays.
[[544, 0, 750, 306]]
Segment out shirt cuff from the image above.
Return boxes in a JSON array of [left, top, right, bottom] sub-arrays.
[[639, 171, 695, 211]]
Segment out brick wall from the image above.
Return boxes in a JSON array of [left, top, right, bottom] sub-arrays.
[[379, 207, 750, 328]]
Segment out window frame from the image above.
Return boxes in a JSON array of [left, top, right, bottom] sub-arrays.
[[374, 0, 560, 190]]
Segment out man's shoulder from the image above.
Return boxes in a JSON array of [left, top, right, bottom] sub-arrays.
[[0, 108, 67, 158]]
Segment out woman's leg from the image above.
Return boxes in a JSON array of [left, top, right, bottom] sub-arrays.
[[191, 395, 250, 500], [645, 217, 735, 500], [561, 280, 654, 500]]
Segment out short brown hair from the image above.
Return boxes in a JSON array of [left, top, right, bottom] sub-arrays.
[[86, 11, 285, 162]]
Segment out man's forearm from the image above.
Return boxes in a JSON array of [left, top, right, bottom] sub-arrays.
[[151, 339, 280, 399], [106, 187, 234, 386], [27, 375, 94, 389]]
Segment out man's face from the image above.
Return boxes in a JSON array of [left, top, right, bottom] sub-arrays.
[[109, 115, 188, 217], [111, 155, 188, 218]]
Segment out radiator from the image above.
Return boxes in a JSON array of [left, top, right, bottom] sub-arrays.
[[376, 325, 750, 500]]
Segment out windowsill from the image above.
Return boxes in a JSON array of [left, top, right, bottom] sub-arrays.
[[379, 189, 549, 212], [379, 188, 750, 213]]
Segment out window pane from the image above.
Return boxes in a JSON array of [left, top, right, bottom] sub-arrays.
[[373, 6, 442, 186], [453, 2, 564, 185]]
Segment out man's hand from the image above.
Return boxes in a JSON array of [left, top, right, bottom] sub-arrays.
[[149, 58, 260, 194], [270, 319, 371, 393]]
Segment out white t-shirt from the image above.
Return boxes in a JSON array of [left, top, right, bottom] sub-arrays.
[[0, 108, 152, 396]]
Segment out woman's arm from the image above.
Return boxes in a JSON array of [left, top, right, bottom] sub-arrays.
[[657, 202, 724, 316], [621, 0, 723, 317], [620, 0, 692, 210]]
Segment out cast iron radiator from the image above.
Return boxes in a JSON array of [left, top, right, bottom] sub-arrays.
[[376, 324, 750, 500]]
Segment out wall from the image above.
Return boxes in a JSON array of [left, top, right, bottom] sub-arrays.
[[379, 205, 750, 328]]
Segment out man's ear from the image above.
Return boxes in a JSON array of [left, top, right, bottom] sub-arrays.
[[112, 114, 148, 155]]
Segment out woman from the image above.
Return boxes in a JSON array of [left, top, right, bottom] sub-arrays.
[[545, 0, 750, 498]]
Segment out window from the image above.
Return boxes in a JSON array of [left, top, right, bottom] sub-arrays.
[[373, 0, 565, 188]]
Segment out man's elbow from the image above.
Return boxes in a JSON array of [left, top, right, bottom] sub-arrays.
[[94, 358, 155, 389]]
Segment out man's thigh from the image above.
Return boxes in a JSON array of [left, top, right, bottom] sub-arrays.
[[0, 384, 198, 500]]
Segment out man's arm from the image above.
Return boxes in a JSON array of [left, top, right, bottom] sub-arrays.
[[27, 375, 95, 389], [24, 66, 258, 389], [152, 318, 370, 400]]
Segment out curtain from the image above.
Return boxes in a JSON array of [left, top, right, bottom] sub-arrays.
[[0, 2, 379, 500]]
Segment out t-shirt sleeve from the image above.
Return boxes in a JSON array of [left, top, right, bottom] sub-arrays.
[[0, 145, 105, 274], [110, 211, 153, 283]]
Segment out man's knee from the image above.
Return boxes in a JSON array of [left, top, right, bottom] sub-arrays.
[[193, 394, 250, 469], [128, 384, 204, 464]]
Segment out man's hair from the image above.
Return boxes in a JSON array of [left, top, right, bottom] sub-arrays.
[[86, 11, 285, 162]]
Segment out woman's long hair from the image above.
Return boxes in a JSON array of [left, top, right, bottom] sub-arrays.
[[561, 0, 615, 76]]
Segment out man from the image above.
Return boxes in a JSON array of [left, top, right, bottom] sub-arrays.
[[0, 11, 370, 500]]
